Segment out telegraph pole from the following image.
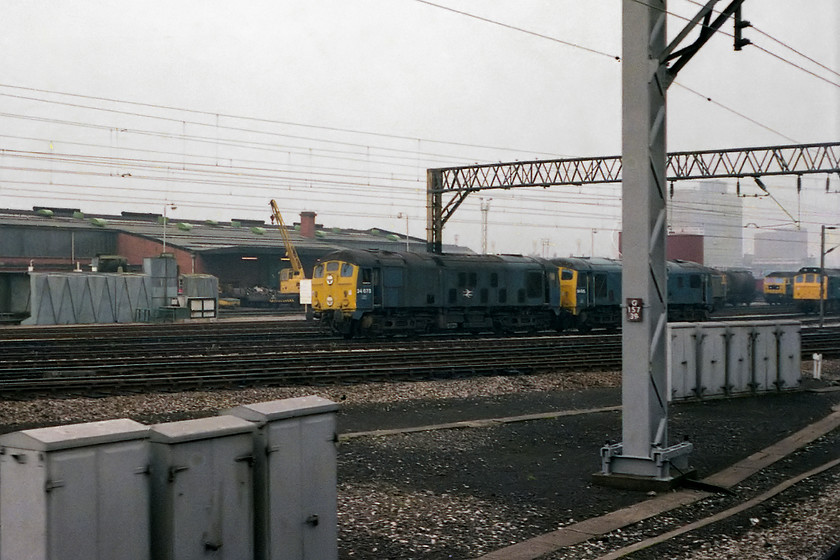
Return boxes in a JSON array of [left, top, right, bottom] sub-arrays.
[[819, 225, 838, 327]]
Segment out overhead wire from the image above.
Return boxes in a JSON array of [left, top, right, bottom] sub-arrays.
[[409, 0, 838, 145], [0, 178, 828, 250], [0, 133, 429, 185], [0, 149, 424, 191], [0, 91, 545, 165], [0, 110, 485, 170], [669, 83, 801, 143], [1, 2, 837, 252], [0, 0, 828, 175], [0, 83, 564, 160], [0, 143, 827, 234], [410, 0, 621, 61]]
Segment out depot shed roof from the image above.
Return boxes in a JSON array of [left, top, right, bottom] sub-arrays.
[[0, 207, 466, 255]]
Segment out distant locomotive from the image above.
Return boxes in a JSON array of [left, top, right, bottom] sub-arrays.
[[792, 266, 840, 312], [311, 249, 559, 337], [667, 260, 724, 320], [311, 249, 723, 337], [763, 271, 796, 304], [722, 268, 757, 306]]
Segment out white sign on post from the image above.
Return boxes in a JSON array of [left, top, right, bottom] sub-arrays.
[[299, 279, 313, 305]]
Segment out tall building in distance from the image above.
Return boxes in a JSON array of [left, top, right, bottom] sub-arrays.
[[669, 180, 743, 269], [751, 228, 811, 274]]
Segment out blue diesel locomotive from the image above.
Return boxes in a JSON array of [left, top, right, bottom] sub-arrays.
[[311, 249, 560, 337], [311, 249, 723, 336]]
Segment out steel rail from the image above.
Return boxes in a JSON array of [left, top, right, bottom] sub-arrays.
[[0, 325, 837, 397]]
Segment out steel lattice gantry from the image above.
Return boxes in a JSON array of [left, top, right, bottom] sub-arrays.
[[424, 0, 838, 490], [425, 141, 840, 253]]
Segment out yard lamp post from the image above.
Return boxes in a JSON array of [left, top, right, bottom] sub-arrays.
[[480, 198, 491, 255], [162, 203, 177, 255], [397, 212, 410, 252]]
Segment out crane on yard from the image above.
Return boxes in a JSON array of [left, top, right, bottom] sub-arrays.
[[269, 199, 305, 300]]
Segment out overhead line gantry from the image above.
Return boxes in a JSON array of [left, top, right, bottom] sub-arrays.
[[426, 141, 840, 253]]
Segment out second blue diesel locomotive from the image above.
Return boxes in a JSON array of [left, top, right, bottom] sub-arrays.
[[551, 257, 722, 332], [311, 249, 722, 336]]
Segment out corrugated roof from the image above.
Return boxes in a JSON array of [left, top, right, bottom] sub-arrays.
[[0, 207, 449, 254]]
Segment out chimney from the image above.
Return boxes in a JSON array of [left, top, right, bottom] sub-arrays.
[[300, 211, 317, 238]]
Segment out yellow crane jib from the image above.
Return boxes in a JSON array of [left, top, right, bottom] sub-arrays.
[[269, 199, 305, 295]]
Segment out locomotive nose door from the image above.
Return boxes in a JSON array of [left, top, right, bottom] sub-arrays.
[[357, 267, 375, 309]]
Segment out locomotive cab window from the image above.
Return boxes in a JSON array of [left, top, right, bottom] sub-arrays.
[[313, 265, 324, 278], [326, 262, 340, 272], [341, 263, 354, 277], [561, 269, 574, 281]]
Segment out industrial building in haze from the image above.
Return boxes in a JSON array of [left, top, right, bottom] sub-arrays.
[[750, 228, 811, 275], [0, 205, 454, 321]]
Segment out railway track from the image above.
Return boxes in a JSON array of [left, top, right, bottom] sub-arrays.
[[0, 319, 838, 397], [0, 331, 620, 396]]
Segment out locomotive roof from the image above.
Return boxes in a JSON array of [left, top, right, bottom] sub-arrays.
[[796, 267, 840, 275], [667, 259, 719, 274], [549, 256, 622, 272], [318, 248, 547, 269]]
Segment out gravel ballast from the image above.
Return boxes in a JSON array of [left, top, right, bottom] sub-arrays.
[[1, 365, 839, 560]]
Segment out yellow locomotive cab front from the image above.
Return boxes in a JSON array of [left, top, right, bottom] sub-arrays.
[[793, 272, 824, 301], [558, 268, 579, 315], [312, 260, 358, 316]]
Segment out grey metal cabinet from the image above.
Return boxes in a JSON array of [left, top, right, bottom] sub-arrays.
[[696, 323, 728, 397], [776, 321, 801, 391], [149, 416, 256, 560], [229, 396, 339, 560], [0, 418, 150, 560], [668, 322, 697, 400]]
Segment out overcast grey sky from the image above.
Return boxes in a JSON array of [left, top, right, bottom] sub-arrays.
[[0, 1, 838, 258]]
